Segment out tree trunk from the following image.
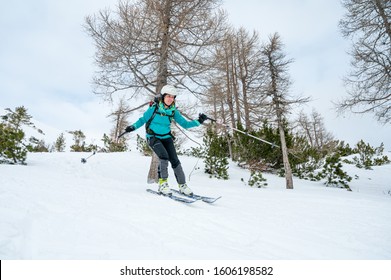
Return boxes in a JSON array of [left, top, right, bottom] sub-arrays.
[[147, 152, 160, 184], [278, 121, 293, 189], [147, 0, 172, 184]]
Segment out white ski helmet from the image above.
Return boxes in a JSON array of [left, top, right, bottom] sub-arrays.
[[160, 85, 178, 96]]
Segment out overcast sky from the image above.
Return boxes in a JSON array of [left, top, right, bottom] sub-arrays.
[[1, 0, 390, 150]]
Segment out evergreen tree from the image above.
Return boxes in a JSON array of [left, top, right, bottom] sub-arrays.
[[2, 106, 33, 130], [69, 130, 88, 152], [0, 106, 41, 164], [0, 123, 28, 164], [335, 140, 355, 157], [29, 137, 50, 152], [203, 128, 229, 180], [247, 170, 268, 188], [319, 154, 352, 191], [102, 133, 128, 152], [352, 140, 390, 169], [134, 134, 151, 156], [54, 133, 66, 152], [232, 121, 288, 172]]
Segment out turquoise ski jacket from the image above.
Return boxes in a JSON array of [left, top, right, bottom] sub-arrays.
[[131, 102, 200, 139]]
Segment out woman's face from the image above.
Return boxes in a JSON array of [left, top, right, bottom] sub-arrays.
[[163, 94, 175, 106]]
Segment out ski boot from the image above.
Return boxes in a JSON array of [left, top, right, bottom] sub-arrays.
[[158, 178, 173, 196], [179, 183, 193, 196]]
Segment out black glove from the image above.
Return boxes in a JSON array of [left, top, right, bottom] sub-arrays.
[[125, 125, 135, 133], [198, 113, 208, 124]]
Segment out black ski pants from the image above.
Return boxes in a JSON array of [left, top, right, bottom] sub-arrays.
[[147, 136, 186, 184]]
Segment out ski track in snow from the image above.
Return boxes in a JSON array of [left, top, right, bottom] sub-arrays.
[[1, 152, 391, 259]]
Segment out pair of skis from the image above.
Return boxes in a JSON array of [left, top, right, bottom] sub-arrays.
[[146, 188, 221, 204]]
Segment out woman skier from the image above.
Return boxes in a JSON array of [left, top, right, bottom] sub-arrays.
[[125, 85, 208, 196]]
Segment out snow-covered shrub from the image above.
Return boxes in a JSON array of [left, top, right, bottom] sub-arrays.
[[352, 141, 390, 169], [102, 133, 128, 152], [136, 134, 152, 156], [319, 154, 352, 191], [247, 170, 268, 188], [293, 157, 324, 181], [203, 128, 229, 180], [0, 106, 41, 164], [181, 146, 204, 158]]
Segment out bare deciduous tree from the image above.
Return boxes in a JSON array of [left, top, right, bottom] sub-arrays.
[[203, 27, 267, 161], [261, 33, 310, 189], [296, 109, 335, 152], [337, 0, 391, 124], [85, 0, 227, 100], [234, 28, 266, 129], [207, 27, 266, 130], [85, 0, 227, 183], [107, 97, 131, 141]]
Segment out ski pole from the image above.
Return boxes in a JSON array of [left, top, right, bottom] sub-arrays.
[[206, 117, 280, 148], [117, 131, 128, 140], [81, 151, 96, 164], [206, 117, 305, 160], [231, 127, 279, 148]]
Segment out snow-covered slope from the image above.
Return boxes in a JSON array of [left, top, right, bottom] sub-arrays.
[[0, 151, 390, 259]]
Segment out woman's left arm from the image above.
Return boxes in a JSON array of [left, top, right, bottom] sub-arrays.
[[173, 110, 200, 129]]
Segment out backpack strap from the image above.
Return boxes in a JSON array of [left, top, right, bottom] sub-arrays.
[[145, 103, 159, 133], [145, 103, 176, 139]]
